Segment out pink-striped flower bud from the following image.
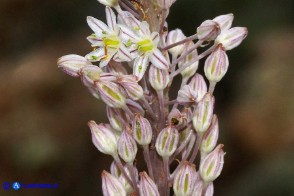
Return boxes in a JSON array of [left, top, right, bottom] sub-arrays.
[[173, 162, 198, 196], [155, 126, 179, 157], [197, 20, 221, 41], [216, 27, 248, 50], [204, 45, 229, 83], [57, 54, 91, 77], [88, 121, 118, 156], [177, 85, 198, 105], [88, 87, 100, 99], [117, 130, 138, 163], [201, 115, 219, 154], [80, 65, 103, 87], [117, 75, 144, 100], [97, 0, 118, 7], [95, 81, 126, 108], [132, 114, 153, 146], [178, 41, 199, 79], [188, 73, 207, 102], [167, 29, 186, 58], [110, 162, 138, 194], [192, 93, 215, 133], [139, 171, 160, 196], [149, 65, 170, 91], [126, 99, 145, 116], [213, 13, 234, 31], [107, 107, 125, 132], [192, 181, 214, 196], [107, 61, 128, 75], [102, 170, 126, 196], [200, 144, 225, 183]]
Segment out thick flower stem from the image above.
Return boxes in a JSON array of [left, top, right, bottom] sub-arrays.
[[162, 157, 170, 196], [143, 145, 155, 180], [157, 90, 166, 129], [208, 81, 217, 94], [170, 44, 217, 79], [189, 133, 203, 163]]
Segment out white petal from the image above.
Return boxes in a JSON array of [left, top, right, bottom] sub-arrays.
[[87, 35, 103, 47], [118, 11, 141, 30], [151, 32, 160, 46], [85, 48, 106, 62], [87, 16, 110, 35], [139, 21, 151, 36], [105, 7, 117, 31], [149, 48, 169, 70], [114, 45, 133, 62], [133, 55, 149, 81], [99, 50, 116, 68], [118, 25, 138, 43]]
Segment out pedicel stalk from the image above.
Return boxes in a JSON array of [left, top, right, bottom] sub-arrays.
[[57, 0, 247, 195]]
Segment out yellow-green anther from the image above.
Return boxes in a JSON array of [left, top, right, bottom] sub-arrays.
[[137, 39, 154, 53], [103, 35, 120, 48]]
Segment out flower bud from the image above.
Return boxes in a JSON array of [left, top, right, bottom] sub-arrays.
[[201, 115, 219, 154], [88, 87, 100, 99], [177, 85, 198, 105], [216, 27, 248, 50], [97, 0, 118, 7], [126, 99, 145, 116], [173, 162, 198, 196], [192, 93, 214, 133], [200, 144, 225, 183], [188, 73, 207, 102], [95, 81, 126, 108], [57, 54, 91, 77], [80, 65, 103, 87], [192, 181, 214, 196], [88, 121, 117, 156], [102, 170, 126, 196], [117, 130, 138, 163], [132, 114, 153, 146], [155, 126, 179, 158], [107, 107, 125, 132], [168, 109, 184, 126], [149, 65, 170, 91], [204, 45, 229, 83], [117, 75, 144, 100], [139, 171, 160, 196], [178, 41, 199, 79], [107, 61, 128, 75], [197, 20, 220, 41], [213, 13, 234, 31], [167, 29, 186, 57]]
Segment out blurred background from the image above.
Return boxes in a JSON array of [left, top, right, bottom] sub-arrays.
[[0, 0, 293, 195]]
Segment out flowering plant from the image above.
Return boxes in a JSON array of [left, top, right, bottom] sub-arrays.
[[58, 0, 247, 195]]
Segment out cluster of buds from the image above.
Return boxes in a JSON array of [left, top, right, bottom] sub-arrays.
[[58, 0, 247, 195]]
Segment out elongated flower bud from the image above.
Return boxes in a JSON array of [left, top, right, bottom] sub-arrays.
[[201, 115, 219, 154], [213, 13, 234, 31], [155, 126, 179, 157], [139, 172, 160, 196], [192, 181, 214, 196], [132, 114, 153, 146], [188, 73, 207, 102], [167, 29, 186, 58], [57, 54, 91, 77], [178, 41, 199, 79], [80, 65, 103, 87], [197, 20, 220, 41], [193, 93, 215, 133], [204, 45, 229, 83], [117, 130, 138, 163], [97, 0, 118, 7], [88, 121, 118, 156], [149, 65, 170, 91], [102, 170, 126, 196], [177, 85, 198, 104], [200, 144, 225, 183], [216, 27, 248, 50], [117, 75, 144, 100], [173, 162, 198, 196], [107, 107, 125, 132], [95, 81, 126, 108]]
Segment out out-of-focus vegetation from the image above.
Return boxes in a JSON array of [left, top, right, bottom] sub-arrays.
[[0, 0, 293, 195]]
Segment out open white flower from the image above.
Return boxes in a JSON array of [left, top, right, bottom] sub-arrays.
[[119, 21, 169, 81], [85, 7, 133, 67]]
